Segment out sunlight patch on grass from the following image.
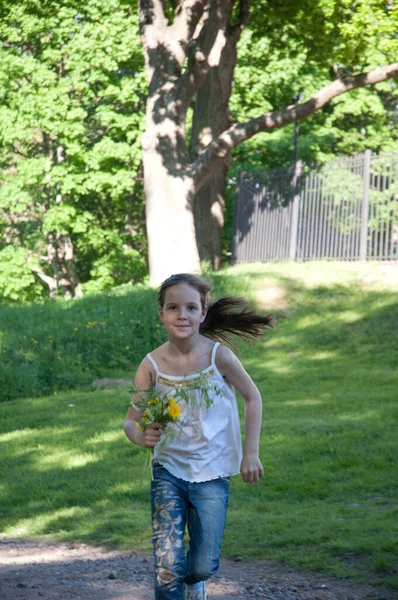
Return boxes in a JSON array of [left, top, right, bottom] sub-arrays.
[[337, 410, 380, 422], [0, 428, 41, 443], [108, 481, 144, 495], [310, 351, 337, 360], [294, 316, 325, 330], [336, 310, 365, 323], [5, 506, 92, 537], [87, 430, 124, 444], [34, 450, 100, 470], [269, 365, 292, 374], [283, 399, 324, 407], [0, 426, 75, 444]]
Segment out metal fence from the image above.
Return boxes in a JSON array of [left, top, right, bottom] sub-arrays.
[[232, 150, 398, 263]]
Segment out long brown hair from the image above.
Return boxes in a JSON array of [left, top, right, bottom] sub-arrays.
[[158, 273, 273, 350]]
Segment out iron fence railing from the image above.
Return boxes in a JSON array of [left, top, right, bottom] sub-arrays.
[[232, 150, 398, 263]]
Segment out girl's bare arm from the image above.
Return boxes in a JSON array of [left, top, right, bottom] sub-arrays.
[[216, 345, 264, 484], [123, 359, 162, 449]]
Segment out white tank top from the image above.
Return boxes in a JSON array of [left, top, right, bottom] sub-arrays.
[[146, 342, 242, 483]]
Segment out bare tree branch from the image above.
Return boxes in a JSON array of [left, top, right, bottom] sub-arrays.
[[192, 63, 398, 188]]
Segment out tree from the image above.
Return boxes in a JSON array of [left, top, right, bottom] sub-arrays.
[[139, 0, 398, 284], [0, 0, 147, 301]]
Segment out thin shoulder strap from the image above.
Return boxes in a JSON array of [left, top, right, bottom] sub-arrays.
[[146, 353, 160, 375], [211, 342, 220, 367]]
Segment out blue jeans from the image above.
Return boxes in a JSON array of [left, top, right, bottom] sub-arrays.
[[151, 463, 230, 600]]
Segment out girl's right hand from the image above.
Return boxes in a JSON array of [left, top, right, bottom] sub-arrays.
[[142, 422, 163, 448]]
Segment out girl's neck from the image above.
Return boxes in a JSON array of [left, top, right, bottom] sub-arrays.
[[167, 334, 202, 357]]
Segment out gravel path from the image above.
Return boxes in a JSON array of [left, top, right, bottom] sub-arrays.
[[0, 539, 396, 600]]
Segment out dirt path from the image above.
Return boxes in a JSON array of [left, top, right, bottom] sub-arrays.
[[0, 539, 395, 600]]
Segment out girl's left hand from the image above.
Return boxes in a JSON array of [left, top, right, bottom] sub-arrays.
[[240, 454, 264, 484]]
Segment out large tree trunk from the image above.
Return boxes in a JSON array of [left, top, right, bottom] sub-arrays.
[[191, 22, 241, 269], [139, 0, 231, 284], [192, 165, 228, 269], [143, 135, 201, 286]]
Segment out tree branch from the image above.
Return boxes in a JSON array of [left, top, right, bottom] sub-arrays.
[[192, 63, 398, 188], [171, 0, 207, 45], [236, 0, 251, 31], [139, 0, 167, 36], [175, 0, 233, 115], [139, 0, 168, 83]]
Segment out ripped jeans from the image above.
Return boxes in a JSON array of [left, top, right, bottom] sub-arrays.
[[151, 463, 230, 600]]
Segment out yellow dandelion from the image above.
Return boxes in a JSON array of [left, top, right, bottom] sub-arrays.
[[125, 345, 130, 350], [168, 398, 181, 419], [155, 323, 160, 328], [74, 327, 78, 331], [135, 422, 144, 432], [120, 311, 124, 315]]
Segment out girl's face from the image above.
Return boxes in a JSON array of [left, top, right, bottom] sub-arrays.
[[159, 283, 206, 339]]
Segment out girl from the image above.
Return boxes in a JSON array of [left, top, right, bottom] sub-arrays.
[[124, 273, 272, 600]]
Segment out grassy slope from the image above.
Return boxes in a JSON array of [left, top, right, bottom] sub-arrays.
[[0, 262, 397, 588]]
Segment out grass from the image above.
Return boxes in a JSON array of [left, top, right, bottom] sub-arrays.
[[0, 261, 397, 589]]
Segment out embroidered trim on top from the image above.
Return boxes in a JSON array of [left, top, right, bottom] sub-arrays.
[[157, 369, 215, 388]]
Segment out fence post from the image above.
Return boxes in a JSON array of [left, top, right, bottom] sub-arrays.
[[359, 150, 371, 261], [231, 172, 242, 265], [289, 159, 302, 260]]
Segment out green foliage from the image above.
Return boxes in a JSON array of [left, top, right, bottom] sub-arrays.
[[0, 0, 147, 301], [231, 0, 398, 173], [82, 246, 147, 295], [0, 283, 166, 401], [0, 246, 43, 302]]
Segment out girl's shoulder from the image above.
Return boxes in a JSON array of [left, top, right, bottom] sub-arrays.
[[148, 342, 169, 363], [213, 343, 240, 374]]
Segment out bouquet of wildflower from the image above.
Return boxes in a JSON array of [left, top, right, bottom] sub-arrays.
[[130, 390, 182, 439], [129, 373, 221, 477]]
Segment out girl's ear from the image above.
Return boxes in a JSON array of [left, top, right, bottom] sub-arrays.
[[200, 309, 207, 324], [158, 306, 164, 322]]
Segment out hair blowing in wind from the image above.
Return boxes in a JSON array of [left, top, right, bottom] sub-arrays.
[[158, 273, 273, 351], [201, 297, 273, 351]]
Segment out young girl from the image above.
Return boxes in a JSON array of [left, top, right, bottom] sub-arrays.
[[124, 273, 272, 600]]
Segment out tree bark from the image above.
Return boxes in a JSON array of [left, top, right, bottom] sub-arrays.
[[190, 18, 241, 268], [143, 133, 200, 286], [58, 234, 84, 298]]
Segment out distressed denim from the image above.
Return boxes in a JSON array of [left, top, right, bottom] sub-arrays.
[[151, 463, 230, 600]]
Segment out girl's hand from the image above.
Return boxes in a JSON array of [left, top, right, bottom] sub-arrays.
[[142, 422, 163, 448], [240, 454, 264, 484]]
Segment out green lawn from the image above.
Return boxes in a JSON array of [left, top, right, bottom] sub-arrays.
[[0, 262, 397, 589]]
